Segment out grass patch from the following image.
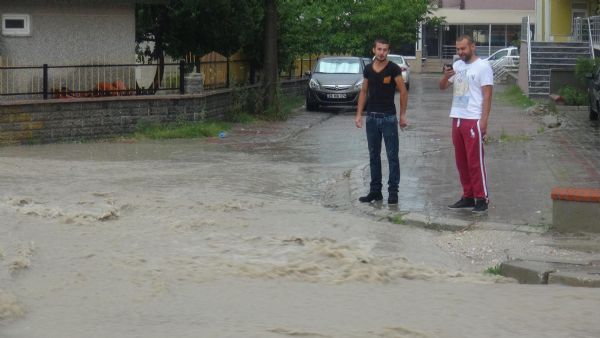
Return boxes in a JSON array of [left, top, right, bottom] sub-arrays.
[[134, 120, 231, 140], [263, 93, 305, 121], [498, 129, 532, 143], [390, 214, 405, 225], [282, 95, 304, 115], [484, 264, 502, 275], [497, 85, 536, 108]]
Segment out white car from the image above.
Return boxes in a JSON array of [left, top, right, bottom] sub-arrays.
[[485, 47, 519, 62], [373, 54, 411, 91]]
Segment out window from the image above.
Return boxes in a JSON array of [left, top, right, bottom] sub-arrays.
[[315, 59, 361, 74], [2, 14, 30, 36]]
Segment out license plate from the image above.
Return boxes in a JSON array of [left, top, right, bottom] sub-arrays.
[[326, 93, 347, 99]]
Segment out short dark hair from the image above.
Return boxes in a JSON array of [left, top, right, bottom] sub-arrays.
[[374, 38, 390, 48], [457, 34, 474, 44]]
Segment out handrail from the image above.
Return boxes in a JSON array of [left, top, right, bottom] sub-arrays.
[[588, 17, 595, 59], [527, 16, 532, 80]]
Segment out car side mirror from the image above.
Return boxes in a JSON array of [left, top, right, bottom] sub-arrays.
[[585, 73, 593, 79]]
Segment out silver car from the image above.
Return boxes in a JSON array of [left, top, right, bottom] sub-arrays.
[[306, 56, 364, 111], [386, 54, 410, 91]]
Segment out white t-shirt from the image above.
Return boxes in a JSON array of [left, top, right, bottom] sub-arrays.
[[448, 58, 494, 119]]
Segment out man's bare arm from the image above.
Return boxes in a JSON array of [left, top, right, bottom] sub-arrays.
[[355, 79, 369, 128], [479, 85, 493, 136], [394, 75, 408, 128], [439, 67, 455, 90]]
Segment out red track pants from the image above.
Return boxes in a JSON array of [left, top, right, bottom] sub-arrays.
[[452, 118, 488, 200]]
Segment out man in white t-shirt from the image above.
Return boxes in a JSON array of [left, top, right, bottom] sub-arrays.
[[439, 35, 493, 213]]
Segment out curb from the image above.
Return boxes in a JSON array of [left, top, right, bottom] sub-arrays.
[[348, 162, 524, 232], [500, 259, 600, 288]]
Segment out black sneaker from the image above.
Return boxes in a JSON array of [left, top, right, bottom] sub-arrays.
[[388, 193, 398, 205], [447, 197, 475, 209], [472, 199, 489, 213], [358, 191, 383, 203]]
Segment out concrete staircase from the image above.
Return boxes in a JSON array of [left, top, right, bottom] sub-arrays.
[[529, 42, 591, 99]]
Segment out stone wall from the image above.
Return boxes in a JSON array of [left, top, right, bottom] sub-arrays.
[[0, 79, 308, 144]]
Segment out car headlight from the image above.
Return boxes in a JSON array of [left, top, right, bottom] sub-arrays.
[[309, 78, 320, 89], [354, 79, 363, 90]]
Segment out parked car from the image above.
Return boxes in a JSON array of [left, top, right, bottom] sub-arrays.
[[361, 57, 372, 67], [386, 54, 410, 91], [586, 67, 600, 120], [305, 56, 364, 111], [485, 46, 519, 62]]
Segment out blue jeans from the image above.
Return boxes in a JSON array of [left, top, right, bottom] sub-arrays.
[[366, 113, 400, 193]]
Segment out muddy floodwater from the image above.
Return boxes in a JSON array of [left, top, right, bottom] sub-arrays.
[[2, 76, 600, 337]]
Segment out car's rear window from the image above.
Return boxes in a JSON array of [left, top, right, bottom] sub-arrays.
[[388, 56, 405, 64], [315, 59, 361, 74]]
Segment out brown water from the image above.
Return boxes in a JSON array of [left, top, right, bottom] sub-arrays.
[[1, 138, 599, 338]]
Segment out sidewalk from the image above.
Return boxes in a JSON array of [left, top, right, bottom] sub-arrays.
[[346, 75, 600, 287]]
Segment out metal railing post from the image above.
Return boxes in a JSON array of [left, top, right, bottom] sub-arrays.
[[179, 59, 185, 94], [588, 17, 595, 59], [43, 64, 48, 99], [226, 57, 230, 88], [527, 16, 532, 80]]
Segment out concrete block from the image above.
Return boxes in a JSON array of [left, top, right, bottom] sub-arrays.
[[548, 271, 600, 288], [552, 200, 600, 233], [402, 213, 472, 231], [499, 260, 555, 284], [552, 187, 600, 233]]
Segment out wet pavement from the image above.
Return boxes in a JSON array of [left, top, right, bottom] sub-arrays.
[[1, 74, 600, 337]]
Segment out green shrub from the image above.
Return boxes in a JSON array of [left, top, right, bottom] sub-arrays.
[[226, 86, 262, 123], [575, 57, 600, 84], [559, 85, 587, 106]]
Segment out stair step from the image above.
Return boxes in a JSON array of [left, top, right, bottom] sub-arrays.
[[531, 58, 586, 64], [529, 93, 550, 99], [529, 81, 550, 87], [529, 87, 550, 93], [531, 64, 577, 69], [531, 47, 590, 53], [531, 42, 589, 47]]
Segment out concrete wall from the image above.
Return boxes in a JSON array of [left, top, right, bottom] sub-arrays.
[[518, 42, 529, 95], [442, 0, 534, 10], [0, 0, 136, 65], [0, 79, 308, 144]]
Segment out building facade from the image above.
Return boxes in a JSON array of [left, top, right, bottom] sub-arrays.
[[424, 0, 536, 59]]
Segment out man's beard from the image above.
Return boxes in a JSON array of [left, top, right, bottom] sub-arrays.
[[461, 53, 472, 62]]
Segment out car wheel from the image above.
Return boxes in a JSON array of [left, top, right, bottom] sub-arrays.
[[306, 97, 318, 112], [591, 100, 600, 120]]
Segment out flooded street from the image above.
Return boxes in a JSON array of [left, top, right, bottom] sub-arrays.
[[2, 75, 600, 337]]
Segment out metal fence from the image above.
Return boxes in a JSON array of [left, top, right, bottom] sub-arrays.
[[1, 55, 314, 101], [572, 16, 600, 57], [441, 45, 510, 59]]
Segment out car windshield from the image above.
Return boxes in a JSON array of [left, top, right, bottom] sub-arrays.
[[388, 56, 405, 65], [490, 49, 509, 60], [315, 59, 361, 74]]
